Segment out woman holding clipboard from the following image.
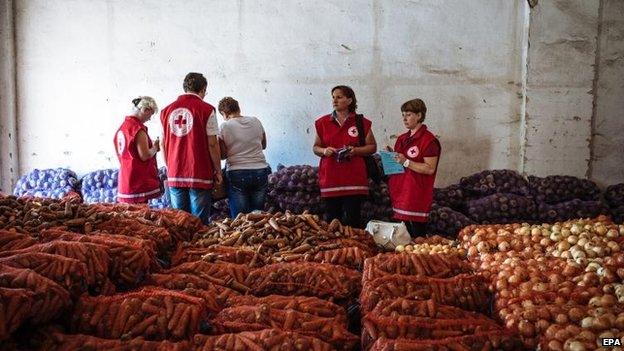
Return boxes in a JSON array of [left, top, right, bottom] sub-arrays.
[[387, 98, 441, 237]]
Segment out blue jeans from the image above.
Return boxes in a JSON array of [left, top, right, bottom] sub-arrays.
[[227, 167, 270, 218], [168, 187, 212, 225]]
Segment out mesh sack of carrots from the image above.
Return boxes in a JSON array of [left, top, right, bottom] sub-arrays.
[[361, 314, 504, 350], [171, 245, 265, 267], [0, 264, 70, 324], [0, 241, 113, 295], [39, 229, 157, 287], [299, 246, 371, 270], [0, 287, 35, 341], [245, 262, 361, 301], [193, 328, 333, 351], [42, 332, 190, 351], [360, 273, 490, 313], [0, 230, 37, 251], [362, 252, 473, 281], [368, 330, 523, 351], [145, 273, 239, 307], [91, 217, 172, 253], [71, 287, 209, 340], [225, 294, 347, 324], [210, 305, 358, 350], [370, 298, 496, 321], [0, 252, 88, 296], [165, 261, 250, 293]]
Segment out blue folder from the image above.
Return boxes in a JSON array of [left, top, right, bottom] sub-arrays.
[[379, 150, 405, 175]]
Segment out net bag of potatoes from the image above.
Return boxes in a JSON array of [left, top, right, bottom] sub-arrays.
[[71, 287, 209, 340], [0, 264, 70, 325], [225, 294, 347, 324], [193, 328, 334, 351], [210, 305, 358, 350]]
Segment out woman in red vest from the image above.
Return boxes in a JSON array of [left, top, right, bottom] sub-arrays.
[[313, 85, 377, 228], [114, 96, 162, 204], [387, 98, 441, 237]]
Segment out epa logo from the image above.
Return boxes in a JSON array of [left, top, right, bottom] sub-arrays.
[[602, 338, 622, 347]]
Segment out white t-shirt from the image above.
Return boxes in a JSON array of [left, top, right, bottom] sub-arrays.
[[219, 116, 268, 171]]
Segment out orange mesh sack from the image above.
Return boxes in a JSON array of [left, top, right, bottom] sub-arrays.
[[0, 287, 35, 341], [211, 305, 358, 350], [363, 253, 472, 281], [0, 264, 70, 324], [302, 246, 372, 270], [166, 261, 250, 293], [171, 245, 265, 267], [371, 298, 495, 321], [71, 287, 209, 340], [361, 314, 503, 350], [193, 328, 333, 351], [44, 332, 190, 351], [226, 294, 347, 324], [0, 230, 36, 251], [0, 252, 88, 296], [146, 272, 239, 306], [8, 241, 112, 294], [245, 262, 361, 301], [156, 208, 203, 242], [368, 331, 523, 351], [39, 229, 157, 287], [92, 217, 172, 253], [360, 273, 490, 313]]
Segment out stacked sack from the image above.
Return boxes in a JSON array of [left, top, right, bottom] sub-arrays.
[[528, 175, 608, 222], [80, 169, 118, 204], [604, 184, 624, 223], [13, 168, 80, 199]]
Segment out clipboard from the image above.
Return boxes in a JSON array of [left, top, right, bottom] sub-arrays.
[[379, 150, 405, 175]]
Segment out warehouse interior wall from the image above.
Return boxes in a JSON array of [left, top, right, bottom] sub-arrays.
[[1, 0, 622, 190]]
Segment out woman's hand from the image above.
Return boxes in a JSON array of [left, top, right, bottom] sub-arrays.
[[385, 145, 393, 152], [153, 138, 160, 153], [323, 147, 338, 157], [394, 153, 407, 165]]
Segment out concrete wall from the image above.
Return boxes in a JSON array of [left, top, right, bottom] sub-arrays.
[[2, 0, 623, 190], [523, 0, 599, 178], [10, 0, 528, 187], [592, 0, 624, 187], [0, 0, 18, 193]]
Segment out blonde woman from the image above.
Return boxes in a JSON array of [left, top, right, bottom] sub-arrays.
[[114, 96, 162, 203]]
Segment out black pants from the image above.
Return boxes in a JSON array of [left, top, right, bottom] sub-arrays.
[[324, 195, 363, 228], [405, 221, 428, 237]]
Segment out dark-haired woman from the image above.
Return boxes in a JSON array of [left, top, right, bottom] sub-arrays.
[[114, 96, 162, 204], [218, 97, 270, 218], [387, 98, 441, 237], [313, 85, 377, 228]]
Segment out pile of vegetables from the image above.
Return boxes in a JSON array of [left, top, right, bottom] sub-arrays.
[[466, 193, 537, 224], [80, 168, 119, 204], [459, 217, 624, 349], [605, 184, 624, 224], [427, 204, 474, 237], [460, 169, 530, 197], [528, 175, 600, 203], [13, 168, 79, 199]]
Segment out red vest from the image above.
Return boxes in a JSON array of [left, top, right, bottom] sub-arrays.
[[114, 116, 162, 203], [315, 113, 371, 198], [388, 125, 440, 222], [160, 94, 215, 189]]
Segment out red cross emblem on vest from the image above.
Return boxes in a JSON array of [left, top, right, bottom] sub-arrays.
[[168, 108, 194, 137], [407, 146, 419, 158]]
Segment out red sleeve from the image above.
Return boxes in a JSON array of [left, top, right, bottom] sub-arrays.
[[422, 139, 441, 157]]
